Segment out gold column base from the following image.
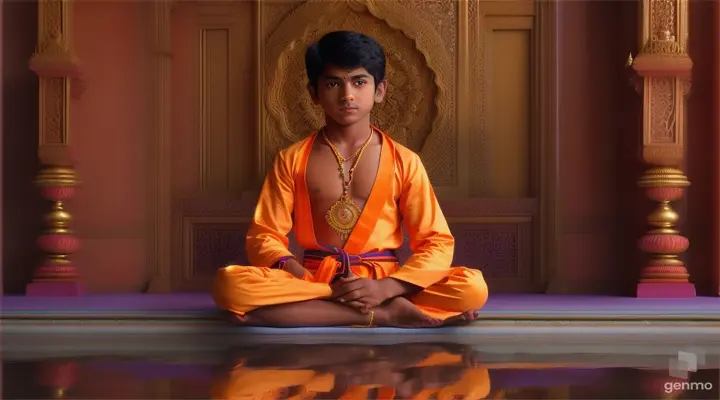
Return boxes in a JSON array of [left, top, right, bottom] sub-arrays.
[[26, 166, 85, 296], [636, 167, 695, 297]]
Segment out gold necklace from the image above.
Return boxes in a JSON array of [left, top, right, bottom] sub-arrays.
[[322, 127, 374, 241]]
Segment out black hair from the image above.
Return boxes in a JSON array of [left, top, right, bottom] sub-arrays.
[[305, 30, 386, 91]]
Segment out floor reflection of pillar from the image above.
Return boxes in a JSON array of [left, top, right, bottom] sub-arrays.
[[37, 361, 78, 399], [25, 0, 86, 296], [630, 0, 696, 298], [149, 380, 173, 399], [545, 386, 571, 399]]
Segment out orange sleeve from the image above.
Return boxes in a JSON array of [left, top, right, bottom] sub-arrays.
[[389, 153, 455, 288], [245, 151, 296, 267]]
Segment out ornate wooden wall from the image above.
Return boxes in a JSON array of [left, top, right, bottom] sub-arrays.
[[147, 0, 558, 293]]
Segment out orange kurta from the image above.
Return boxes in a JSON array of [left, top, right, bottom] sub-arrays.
[[213, 128, 488, 320]]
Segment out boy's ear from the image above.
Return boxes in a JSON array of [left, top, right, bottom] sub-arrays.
[[374, 80, 388, 103], [307, 83, 320, 104]]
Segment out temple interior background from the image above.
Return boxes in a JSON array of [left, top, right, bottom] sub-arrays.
[[2, 2, 720, 398], [2, 0, 719, 297]]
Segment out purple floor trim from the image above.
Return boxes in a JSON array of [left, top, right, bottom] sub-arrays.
[[0, 293, 217, 311], [88, 362, 215, 381], [1, 294, 719, 317], [489, 369, 610, 388]]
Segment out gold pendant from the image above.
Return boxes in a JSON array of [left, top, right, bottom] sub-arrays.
[[326, 195, 362, 241]]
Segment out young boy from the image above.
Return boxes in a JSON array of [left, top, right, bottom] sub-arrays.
[[213, 31, 488, 327]]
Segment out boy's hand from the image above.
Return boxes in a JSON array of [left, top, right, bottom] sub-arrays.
[[331, 274, 390, 312], [283, 259, 310, 279]]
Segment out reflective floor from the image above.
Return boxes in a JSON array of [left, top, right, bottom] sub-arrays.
[[3, 342, 719, 399]]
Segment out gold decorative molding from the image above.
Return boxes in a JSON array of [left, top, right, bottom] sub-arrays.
[[632, 0, 691, 166], [30, 0, 84, 104], [30, 0, 77, 75], [146, 0, 174, 293], [639, 0, 689, 56], [32, 0, 73, 155]]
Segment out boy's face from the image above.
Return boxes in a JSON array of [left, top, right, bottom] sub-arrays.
[[308, 65, 387, 127]]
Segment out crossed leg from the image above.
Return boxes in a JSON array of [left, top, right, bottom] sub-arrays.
[[407, 266, 489, 325], [214, 265, 488, 328]]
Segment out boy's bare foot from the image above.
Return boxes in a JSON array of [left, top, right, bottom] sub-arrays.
[[442, 310, 479, 326], [223, 300, 374, 327], [376, 297, 442, 328], [225, 311, 259, 326], [225, 311, 246, 325]]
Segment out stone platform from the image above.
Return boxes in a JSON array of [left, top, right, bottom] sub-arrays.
[[3, 293, 720, 321], [2, 293, 720, 358]]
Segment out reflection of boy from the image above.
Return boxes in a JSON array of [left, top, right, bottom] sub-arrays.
[[213, 344, 491, 400]]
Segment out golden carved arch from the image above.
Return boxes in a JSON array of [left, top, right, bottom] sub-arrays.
[[261, 0, 457, 185]]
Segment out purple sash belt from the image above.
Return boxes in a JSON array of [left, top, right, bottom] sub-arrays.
[[303, 247, 398, 282]]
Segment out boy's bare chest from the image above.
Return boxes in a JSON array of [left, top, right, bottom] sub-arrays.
[[305, 144, 382, 203]]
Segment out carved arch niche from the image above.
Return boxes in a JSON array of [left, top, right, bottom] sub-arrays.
[[260, 0, 459, 188]]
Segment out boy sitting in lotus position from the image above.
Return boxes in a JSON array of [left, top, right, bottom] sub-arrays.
[[213, 30, 489, 327]]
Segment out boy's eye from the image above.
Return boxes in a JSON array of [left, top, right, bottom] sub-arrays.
[[326, 82, 339, 88], [354, 80, 367, 86]]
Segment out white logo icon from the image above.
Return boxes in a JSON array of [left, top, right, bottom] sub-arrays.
[[669, 349, 705, 379]]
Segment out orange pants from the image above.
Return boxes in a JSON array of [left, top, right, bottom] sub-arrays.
[[212, 259, 488, 320]]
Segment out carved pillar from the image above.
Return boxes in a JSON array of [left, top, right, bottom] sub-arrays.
[[629, 0, 695, 297], [26, 0, 85, 296]]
